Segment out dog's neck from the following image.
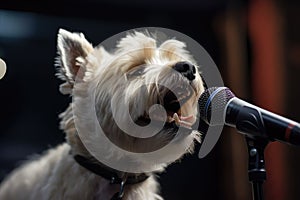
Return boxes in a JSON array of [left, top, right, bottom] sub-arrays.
[[73, 154, 150, 199]]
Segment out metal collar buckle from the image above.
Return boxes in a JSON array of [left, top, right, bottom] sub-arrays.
[[111, 174, 127, 200]]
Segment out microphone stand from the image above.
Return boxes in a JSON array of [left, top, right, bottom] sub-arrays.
[[229, 101, 271, 200], [245, 137, 268, 200]]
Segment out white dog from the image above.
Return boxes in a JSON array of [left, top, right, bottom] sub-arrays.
[[0, 29, 204, 200]]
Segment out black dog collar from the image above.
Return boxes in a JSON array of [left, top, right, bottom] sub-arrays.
[[74, 154, 150, 199]]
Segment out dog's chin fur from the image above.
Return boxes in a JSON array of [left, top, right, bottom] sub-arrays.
[[0, 29, 204, 200]]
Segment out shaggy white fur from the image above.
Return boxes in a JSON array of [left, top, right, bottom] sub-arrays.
[[0, 29, 204, 200], [0, 144, 162, 200]]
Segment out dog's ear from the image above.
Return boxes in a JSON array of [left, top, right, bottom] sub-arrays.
[[56, 29, 94, 94]]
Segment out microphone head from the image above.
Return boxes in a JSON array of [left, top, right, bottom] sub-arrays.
[[198, 87, 235, 125]]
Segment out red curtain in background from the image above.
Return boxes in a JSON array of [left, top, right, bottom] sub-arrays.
[[249, 0, 288, 199]]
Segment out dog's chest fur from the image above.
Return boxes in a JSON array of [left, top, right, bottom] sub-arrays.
[[0, 143, 161, 200]]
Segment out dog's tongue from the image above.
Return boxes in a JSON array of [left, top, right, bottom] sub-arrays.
[[173, 113, 193, 129], [180, 115, 194, 121]]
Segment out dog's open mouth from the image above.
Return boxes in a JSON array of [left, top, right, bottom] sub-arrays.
[[162, 89, 195, 129], [135, 83, 197, 130]]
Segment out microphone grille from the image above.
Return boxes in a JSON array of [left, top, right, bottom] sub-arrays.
[[198, 87, 235, 125]]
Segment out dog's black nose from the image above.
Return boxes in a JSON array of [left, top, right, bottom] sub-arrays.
[[173, 61, 196, 81]]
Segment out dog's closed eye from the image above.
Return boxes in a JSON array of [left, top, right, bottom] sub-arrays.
[[125, 65, 147, 79]]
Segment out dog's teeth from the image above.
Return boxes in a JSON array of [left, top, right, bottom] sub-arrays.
[[173, 113, 193, 129], [172, 113, 192, 128], [173, 113, 180, 125], [167, 116, 175, 123], [173, 113, 179, 120]]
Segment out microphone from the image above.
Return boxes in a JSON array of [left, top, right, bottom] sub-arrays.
[[198, 87, 300, 146]]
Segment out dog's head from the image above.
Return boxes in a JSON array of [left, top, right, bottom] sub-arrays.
[[56, 29, 204, 171]]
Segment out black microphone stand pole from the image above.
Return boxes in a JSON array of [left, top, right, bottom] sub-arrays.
[[245, 137, 268, 200], [229, 101, 271, 200]]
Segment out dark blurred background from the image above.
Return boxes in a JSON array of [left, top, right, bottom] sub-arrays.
[[1, 0, 300, 199]]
